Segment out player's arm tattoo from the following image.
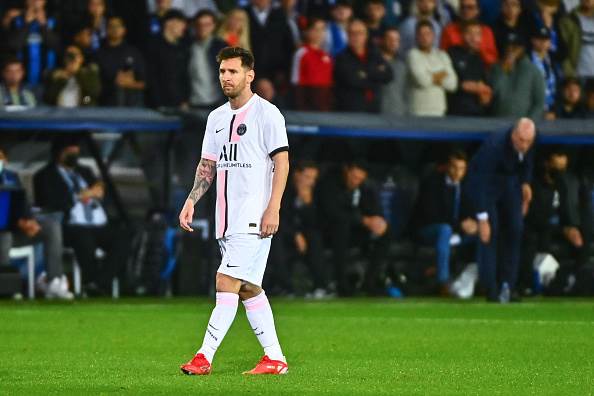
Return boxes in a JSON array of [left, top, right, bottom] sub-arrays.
[[187, 158, 216, 205]]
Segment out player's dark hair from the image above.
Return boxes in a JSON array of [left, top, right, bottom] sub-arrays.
[[415, 19, 434, 33], [448, 149, 468, 163], [216, 46, 255, 70]]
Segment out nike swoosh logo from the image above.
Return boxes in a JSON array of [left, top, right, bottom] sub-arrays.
[[226, 264, 239, 268], [215, 128, 224, 133]]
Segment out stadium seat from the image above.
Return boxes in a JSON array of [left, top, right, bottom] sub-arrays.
[[9, 245, 35, 299]]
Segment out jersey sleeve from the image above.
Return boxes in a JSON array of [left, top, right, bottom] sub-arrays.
[[265, 106, 289, 158], [201, 113, 218, 162]]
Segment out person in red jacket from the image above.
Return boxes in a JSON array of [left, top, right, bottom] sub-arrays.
[[291, 17, 334, 111], [440, 0, 498, 66]]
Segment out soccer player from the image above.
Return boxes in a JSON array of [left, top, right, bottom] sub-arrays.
[[178, 47, 290, 375]]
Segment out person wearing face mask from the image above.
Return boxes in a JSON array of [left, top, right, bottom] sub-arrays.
[[521, 148, 591, 295], [0, 147, 73, 300], [33, 138, 129, 296]]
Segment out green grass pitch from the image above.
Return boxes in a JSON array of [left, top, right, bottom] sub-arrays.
[[1, 298, 593, 395]]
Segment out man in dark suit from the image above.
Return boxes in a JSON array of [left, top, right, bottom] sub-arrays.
[[317, 160, 390, 296], [0, 147, 72, 299], [414, 150, 478, 294], [466, 117, 536, 302], [245, 0, 295, 87], [33, 138, 128, 295], [334, 19, 393, 113], [522, 148, 591, 293], [266, 161, 328, 297]]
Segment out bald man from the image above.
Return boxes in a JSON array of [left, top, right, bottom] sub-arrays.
[[466, 118, 536, 303]]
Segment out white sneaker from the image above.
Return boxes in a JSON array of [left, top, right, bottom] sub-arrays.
[[45, 277, 74, 300]]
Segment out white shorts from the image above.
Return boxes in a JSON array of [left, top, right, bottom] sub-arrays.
[[216, 233, 272, 287]]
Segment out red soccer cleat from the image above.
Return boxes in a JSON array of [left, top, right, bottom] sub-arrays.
[[180, 353, 211, 375], [243, 355, 288, 375]]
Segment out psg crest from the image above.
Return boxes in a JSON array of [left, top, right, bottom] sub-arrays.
[[237, 123, 247, 136]]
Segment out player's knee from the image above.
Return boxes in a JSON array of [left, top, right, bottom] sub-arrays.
[[238, 282, 262, 300], [215, 273, 241, 293]]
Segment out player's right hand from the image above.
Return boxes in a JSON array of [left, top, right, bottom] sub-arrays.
[[179, 199, 195, 232]]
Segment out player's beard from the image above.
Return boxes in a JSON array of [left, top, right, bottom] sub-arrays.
[[222, 79, 246, 99]]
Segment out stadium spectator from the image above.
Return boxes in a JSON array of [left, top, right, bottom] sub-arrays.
[[254, 77, 285, 107], [245, 0, 295, 87], [0, 147, 73, 300], [323, 0, 352, 57], [528, 0, 564, 64], [440, 0, 499, 66], [407, 20, 457, 116], [555, 77, 587, 117], [0, 58, 36, 108], [174, 0, 219, 18], [71, 24, 96, 62], [490, 34, 545, 119], [291, 18, 334, 111], [318, 161, 390, 296], [365, 0, 388, 46], [559, 0, 594, 79], [4, 0, 60, 87], [267, 161, 329, 297], [399, 0, 444, 56], [85, 0, 109, 52], [33, 138, 129, 297], [413, 150, 478, 295], [380, 27, 407, 115], [334, 19, 393, 113], [281, 0, 302, 49], [492, 0, 530, 55], [447, 20, 492, 116], [146, 0, 173, 39], [522, 148, 590, 294], [95, 16, 146, 106], [297, 0, 334, 20], [465, 118, 536, 302], [529, 26, 561, 119], [217, 8, 251, 51], [44, 45, 101, 107], [146, 9, 189, 108], [188, 9, 226, 109]]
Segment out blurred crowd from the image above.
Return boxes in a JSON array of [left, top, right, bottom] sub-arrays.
[[2, 0, 594, 301], [1, 0, 594, 118]]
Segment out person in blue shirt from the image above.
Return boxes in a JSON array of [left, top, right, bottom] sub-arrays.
[[465, 117, 536, 303], [4, 0, 60, 87]]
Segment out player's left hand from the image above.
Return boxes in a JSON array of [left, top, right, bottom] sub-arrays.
[[260, 207, 279, 238]]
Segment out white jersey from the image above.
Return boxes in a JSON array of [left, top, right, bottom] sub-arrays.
[[201, 94, 289, 239]]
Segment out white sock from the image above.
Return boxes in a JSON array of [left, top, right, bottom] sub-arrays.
[[242, 291, 285, 362], [197, 292, 238, 363]]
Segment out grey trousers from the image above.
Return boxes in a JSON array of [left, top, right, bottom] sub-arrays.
[[0, 216, 64, 280]]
